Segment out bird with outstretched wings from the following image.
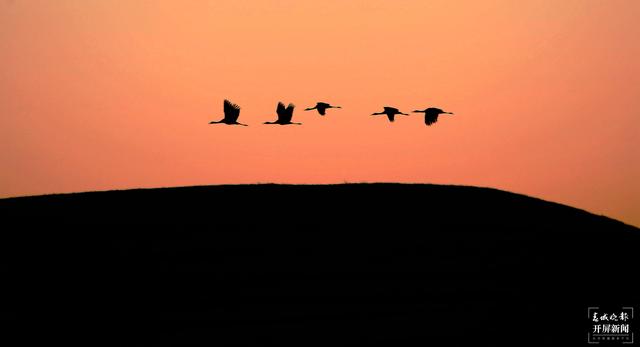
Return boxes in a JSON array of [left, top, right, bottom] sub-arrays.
[[413, 107, 454, 126], [371, 106, 408, 122], [276, 102, 296, 123], [209, 99, 247, 126], [305, 102, 341, 116], [265, 102, 300, 125]]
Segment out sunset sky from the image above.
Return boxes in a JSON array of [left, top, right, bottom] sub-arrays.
[[1, 0, 638, 226]]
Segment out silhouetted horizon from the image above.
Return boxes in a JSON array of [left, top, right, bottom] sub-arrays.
[[1, 182, 635, 228], [1, 183, 638, 345], [5, 0, 637, 234]]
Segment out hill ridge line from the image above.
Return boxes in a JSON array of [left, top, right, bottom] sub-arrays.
[[0, 183, 636, 229]]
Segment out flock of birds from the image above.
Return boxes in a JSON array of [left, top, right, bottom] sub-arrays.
[[209, 100, 454, 127]]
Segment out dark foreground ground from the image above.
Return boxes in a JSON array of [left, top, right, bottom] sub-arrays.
[[1, 184, 638, 345]]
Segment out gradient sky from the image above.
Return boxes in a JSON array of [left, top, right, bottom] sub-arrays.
[[1, 0, 638, 226]]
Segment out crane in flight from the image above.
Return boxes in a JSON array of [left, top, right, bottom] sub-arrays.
[[371, 107, 409, 122], [305, 102, 341, 116], [413, 108, 454, 126], [264, 102, 301, 125], [209, 99, 248, 126]]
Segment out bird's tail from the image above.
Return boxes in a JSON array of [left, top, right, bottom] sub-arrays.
[[304, 107, 315, 111], [372, 112, 383, 115], [412, 110, 424, 113]]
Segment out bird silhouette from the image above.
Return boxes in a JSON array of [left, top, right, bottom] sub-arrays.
[[413, 108, 454, 126], [305, 102, 341, 116], [209, 99, 248, 126], [264, 102, 301, 125], [371, 107, 408, 122]]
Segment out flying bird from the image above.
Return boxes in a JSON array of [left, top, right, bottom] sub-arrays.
[[209, 99, 248, 126], [264, 102, 301, 125], [305, 102, 341, 116], [371, 107, 409, 122], [413, 108, 454, 126]]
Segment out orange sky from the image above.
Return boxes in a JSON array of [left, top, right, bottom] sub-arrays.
[[1, 0, 639, 226]]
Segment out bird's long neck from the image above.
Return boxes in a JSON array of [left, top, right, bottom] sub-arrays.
[[305, 107, 316, 111], [372, 112, 384, 115], [209, 120, 222, 124]]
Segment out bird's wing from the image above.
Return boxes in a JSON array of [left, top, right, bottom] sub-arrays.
[[286, 103, 295, 121], [383, 107, 398, 113], [387, 113, 395, 122], [276, 102, 286, 119], [317, 102, 330, 108], [425, 113, 439, 126], [318, 107, 326, 115], [427, 108, 444, 113], [224, 99, 241, 121]]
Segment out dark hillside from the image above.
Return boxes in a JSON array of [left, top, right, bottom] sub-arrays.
[[1, 184, 638, 345]]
